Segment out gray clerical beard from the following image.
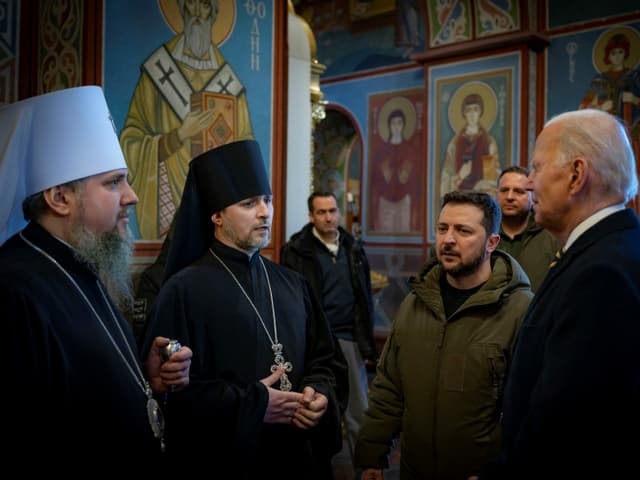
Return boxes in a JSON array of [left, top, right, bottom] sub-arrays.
[[71, 223, 135, 311], [184, 13, 213, 59]]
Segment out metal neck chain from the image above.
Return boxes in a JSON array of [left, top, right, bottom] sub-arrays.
[[209, 248, 293, 391], [19, 232, 152, 399], [209, 248, 278, 345]]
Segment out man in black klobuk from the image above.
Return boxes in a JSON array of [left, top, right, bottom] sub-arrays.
[[142, 140, 346, 478]]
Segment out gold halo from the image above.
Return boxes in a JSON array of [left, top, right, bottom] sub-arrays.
[[448, 81, 497, 133], [377, 96, 417, 142], [158, 0, 235, 46], [592, 25, 640, 73]]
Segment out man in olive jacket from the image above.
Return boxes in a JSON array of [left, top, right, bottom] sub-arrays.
[[355, 191, 533, 480], [281, 192, 377, 463], [496, 166, 561, 292]]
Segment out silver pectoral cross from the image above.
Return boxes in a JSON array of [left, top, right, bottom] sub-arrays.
[[270, 343, 293, 391]]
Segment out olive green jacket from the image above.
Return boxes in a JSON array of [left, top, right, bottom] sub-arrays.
[[498, 212, 562, 292], [354, 250, 533, 480]]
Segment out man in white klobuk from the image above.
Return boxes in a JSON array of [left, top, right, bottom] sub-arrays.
[[0, 86, 192, 467]]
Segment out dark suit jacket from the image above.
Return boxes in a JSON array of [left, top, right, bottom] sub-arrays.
[[492, 208, 640, 479]]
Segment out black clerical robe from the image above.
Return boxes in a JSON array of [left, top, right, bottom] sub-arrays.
[[143, 239, 344, 477], [0, 222, 159, 468]]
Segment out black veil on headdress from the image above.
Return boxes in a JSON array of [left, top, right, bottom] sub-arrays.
[[163, 139, 272, 281]]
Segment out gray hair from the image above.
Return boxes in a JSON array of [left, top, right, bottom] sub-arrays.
[[545, 109, 638, 203]]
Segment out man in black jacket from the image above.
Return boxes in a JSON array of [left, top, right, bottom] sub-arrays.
[[281, 191, 377, 466]]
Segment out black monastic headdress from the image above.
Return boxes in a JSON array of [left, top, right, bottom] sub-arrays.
[[163, 139, 272, 281]]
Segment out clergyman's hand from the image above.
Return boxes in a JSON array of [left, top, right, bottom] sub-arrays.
[[260, 368, 304, 424], [291, 386, 328, 430], [146, 336, 192, 395]]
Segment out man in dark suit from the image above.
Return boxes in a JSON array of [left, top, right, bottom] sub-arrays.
[[477, 108, 640, 479]]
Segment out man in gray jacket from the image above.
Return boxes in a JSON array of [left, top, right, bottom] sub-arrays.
[[355, 191, 533, 480]]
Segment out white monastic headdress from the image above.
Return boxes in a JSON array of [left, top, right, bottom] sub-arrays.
[[0, 86, 126, 245]]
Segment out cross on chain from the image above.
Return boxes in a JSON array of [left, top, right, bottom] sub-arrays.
[[155, 59, 188, 107], [270, 343, 293, 392]]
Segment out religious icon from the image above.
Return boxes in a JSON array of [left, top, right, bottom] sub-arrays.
[[440, 81, 500, 199], [367, 91, 424, 236], [119, 0, 254, 240], [579, 26, 640, 145]]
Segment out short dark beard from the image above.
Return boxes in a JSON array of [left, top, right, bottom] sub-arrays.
[[439, 241, 488, 279], [71, 223, 135, 311], [221, 221, 270, 255], [501, 207, 529, 222]]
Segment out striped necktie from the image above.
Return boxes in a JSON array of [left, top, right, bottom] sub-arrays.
[[548, 247, 567, 269]]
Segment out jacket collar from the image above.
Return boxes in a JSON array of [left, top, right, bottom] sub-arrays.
[[533, 208, 638, 301]]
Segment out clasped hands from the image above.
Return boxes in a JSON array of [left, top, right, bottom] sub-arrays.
[[261, 366, 328, 429]]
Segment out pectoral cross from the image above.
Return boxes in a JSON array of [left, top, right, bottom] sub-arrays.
[[270, 343, 293, 391]]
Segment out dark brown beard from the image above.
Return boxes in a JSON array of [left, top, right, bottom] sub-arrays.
[[439, 241, 488, 279]]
